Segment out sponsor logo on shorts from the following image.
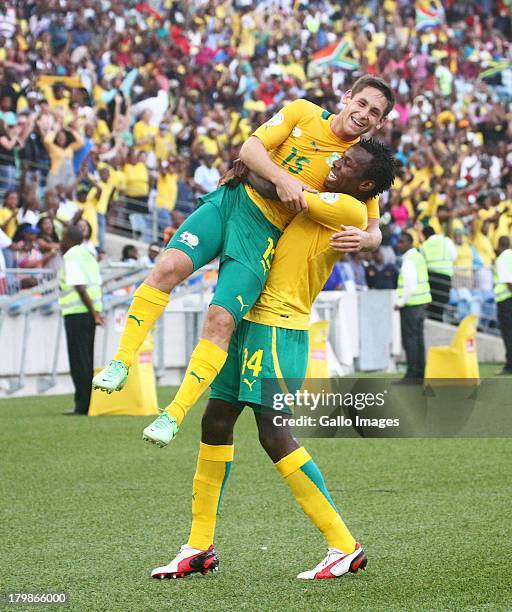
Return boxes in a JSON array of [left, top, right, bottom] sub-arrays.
[[178, 231, 199, 249], [243, 378, 256, 391], [326, 152, 342, 167], [236, 295, 249, 312]]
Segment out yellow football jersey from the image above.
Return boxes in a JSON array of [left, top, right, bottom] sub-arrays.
[[245, 99, 379, 231], [245, 191, 368, 330]]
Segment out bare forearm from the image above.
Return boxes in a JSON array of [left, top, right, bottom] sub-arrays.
[[362, 220, 382, 251], [246, 170, 278, 200], [76, 285, 96, 316], [239, 136, 286, 184]]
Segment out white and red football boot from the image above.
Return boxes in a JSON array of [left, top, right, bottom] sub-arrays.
[[151, 545, 219, 579], [297, 543, 367, 580]]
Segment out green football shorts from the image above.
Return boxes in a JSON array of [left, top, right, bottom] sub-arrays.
[[210, 319, 309, 411], [167, 184, 282, 324]]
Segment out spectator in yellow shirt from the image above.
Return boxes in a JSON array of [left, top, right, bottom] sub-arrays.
[[471, 218, 495, 267], [0, 190, 19, 238], [155, 159, 178, 233], [133, 109, 157, 166], [155, 123, 177, 162], [74, 185, 99, 247], [193, 125, 221, 158], [123, 151, 149, 211], [44, 125, 84, 190], [89, 164, 116, 251]]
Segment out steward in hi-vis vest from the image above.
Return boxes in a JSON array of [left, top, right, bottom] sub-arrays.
[[395, 232, 431, 381], [420, 225, 456, 322], [494, 236, 512, 375], [60, 226, 104, 415]]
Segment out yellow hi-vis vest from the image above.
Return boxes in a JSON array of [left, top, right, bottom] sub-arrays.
[[420, 235, 454, 277], [397, 249, 432, 306], [59, 245, 103, 316], [494, 249, 512, 303]]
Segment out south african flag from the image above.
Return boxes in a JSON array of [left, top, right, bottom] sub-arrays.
[[309, 38, 359, 72]]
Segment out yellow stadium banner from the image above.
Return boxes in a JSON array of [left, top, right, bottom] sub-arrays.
[[37, 75, 84, 89], [89, 334, 159, 416], [306, 320, 330, 378]]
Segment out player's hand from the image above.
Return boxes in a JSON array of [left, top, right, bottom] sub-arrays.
[[274, 172, 315, 212], [94, 312, 106, 326], [330, 225, 370, 253], [218, 159, 249, 187]]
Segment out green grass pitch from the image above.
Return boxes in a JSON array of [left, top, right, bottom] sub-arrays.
[[1, 384, 511, 611]]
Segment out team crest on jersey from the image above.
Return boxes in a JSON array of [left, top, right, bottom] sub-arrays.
[[177, 231, 199, 249], [319, 192, 340, 204], [291, 127, 302, 138], [326, 152, 342, 167], [264, 112, 284, 128]]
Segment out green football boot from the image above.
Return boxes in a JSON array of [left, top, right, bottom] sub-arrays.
[[92, 359, 129, 393], [142, 412, 179, 448]]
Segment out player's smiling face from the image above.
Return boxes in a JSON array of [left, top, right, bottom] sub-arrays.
[[323, 145, 373, 197], [338, 87, 388, 138]]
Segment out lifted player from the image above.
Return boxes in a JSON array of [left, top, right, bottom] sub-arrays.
[[93, 76, 394, 448]]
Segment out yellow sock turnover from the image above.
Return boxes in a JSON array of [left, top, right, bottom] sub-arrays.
[[275, 447, 356, 552], [115, 283, 169, 367], [188, 442, 234, 550], [165, 338, 227, 425]]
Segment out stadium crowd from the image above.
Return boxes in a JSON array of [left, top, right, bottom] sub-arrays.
[[0, 0, 511, 323]]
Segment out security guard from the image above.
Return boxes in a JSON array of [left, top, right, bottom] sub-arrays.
[[420, 225, 456, 322], [395, 232, 432, 381], [59, 226, 105, 415], [494, 236, 512, 375]]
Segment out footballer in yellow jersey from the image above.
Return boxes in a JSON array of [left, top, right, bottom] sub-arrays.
[[211, 139, 397, 408], [150, 140, 396, 584], [245, 98, 380, 231]]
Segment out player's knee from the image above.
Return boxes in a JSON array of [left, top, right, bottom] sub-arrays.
[[146, 251, 191, 292], [258, 429, 297, 463], [201, 401, 237, 445], [204, 306, 235, 340]]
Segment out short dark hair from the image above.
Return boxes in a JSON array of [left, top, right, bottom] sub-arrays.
[[423, 225, 436, 239], [498, 236, 510, 250], [64, 225, 83, 246], [351, 75, 395, 117], [399, 231, 414, 246], [357, 138, 397, 198], [122, 244, 138, 260]]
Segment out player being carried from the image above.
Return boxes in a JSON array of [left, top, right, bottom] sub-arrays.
[[150, 137, 397, 580], [92, 76, 395, 446]]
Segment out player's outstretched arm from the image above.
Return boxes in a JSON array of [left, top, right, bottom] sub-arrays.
[[330, 218, 382, 253]]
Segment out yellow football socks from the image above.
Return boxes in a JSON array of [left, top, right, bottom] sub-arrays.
[[275, 447, 356, 553], [188, 442, 234, 550], [115, 283, 169, 367], [165, 339, 228, 425]]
